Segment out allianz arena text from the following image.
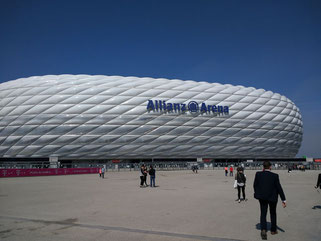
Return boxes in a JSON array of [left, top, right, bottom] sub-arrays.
[[0, 75, 303, 159]]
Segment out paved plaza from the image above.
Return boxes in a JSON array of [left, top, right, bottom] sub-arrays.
[[0, 169, 320, 241]]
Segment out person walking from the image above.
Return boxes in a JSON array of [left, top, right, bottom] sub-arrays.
[[149, 165, 156, 187], [230, 166, 234, 176], [143, 165, 148, 186], [254, 161, 286, 240], [99, 167, 102, 178], [224, 166, 228, 176], [235, 167, 246, 203], [101, 166, 105, 179], [140, 164, 145, 187]]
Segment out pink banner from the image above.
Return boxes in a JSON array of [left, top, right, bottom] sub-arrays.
[[0, 168, 100, 178]]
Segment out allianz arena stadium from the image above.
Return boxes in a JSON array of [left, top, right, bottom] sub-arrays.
[[0, 75, 303, 159]]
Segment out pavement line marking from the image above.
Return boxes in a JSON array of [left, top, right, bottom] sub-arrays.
[[0, 215, 243, 241]]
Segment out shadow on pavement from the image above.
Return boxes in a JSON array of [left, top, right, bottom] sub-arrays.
[[312, 205, 321, 209], [255, 223, 285, 232]]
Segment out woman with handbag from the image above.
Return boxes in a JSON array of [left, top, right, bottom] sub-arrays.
[[235, 167, 247, 203]]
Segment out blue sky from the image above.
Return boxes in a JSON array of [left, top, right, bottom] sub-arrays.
[[0, 0, 320, 157]]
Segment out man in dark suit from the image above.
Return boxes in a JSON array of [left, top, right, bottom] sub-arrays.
[[254, 161, 286, 240]]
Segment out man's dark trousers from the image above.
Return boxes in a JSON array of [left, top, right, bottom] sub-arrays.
[[259, 200, 277, 232]]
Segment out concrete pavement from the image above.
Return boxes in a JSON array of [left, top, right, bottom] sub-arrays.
[[0, 169, 320, 241]]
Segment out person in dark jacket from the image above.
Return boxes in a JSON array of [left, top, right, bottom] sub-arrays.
[[315, 173, 321, 189], [149, 165, 156, 187], [254, 161, 286, 240], [235, 167, 246, 203]]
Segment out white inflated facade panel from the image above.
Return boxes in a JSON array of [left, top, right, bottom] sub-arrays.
[[0, 75, 303, 158]]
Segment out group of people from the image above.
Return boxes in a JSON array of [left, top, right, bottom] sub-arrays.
[[225, 166, 234, 176], [140, 164, 156, 187], [191, 165, 199, 173], [98, 166, 105, 178]]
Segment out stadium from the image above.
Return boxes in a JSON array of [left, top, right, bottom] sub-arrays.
[[0, 74, 303, 166]]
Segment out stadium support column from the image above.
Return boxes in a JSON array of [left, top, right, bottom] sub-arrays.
[[49, 156, 59, 168]]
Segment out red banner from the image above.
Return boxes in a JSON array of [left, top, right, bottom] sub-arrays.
[[315, 159, 321, 163], [0, 168, 99, 178]]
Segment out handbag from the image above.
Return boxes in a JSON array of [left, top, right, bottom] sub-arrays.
[[233, 180, 237, 189]]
